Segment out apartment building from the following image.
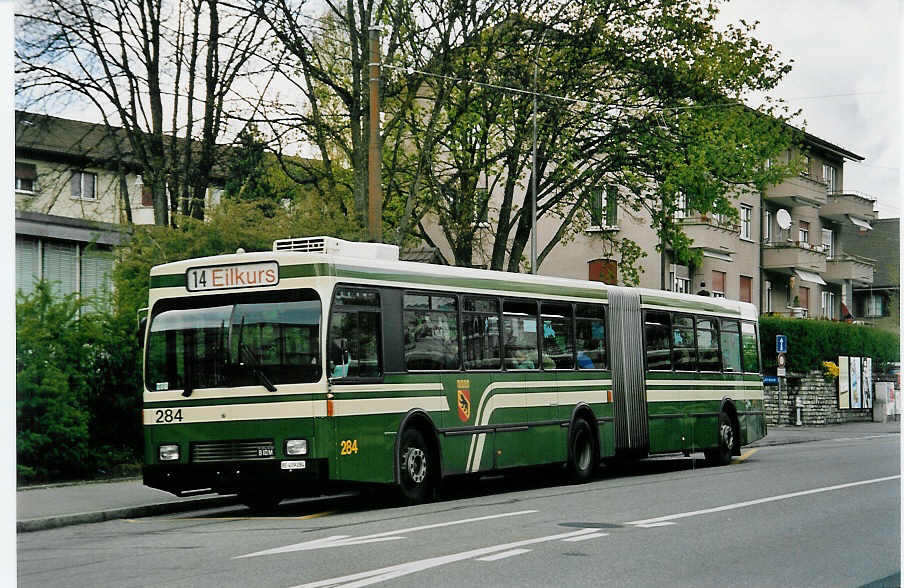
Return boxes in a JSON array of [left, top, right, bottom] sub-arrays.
[[14, 111, 226, 301], [427, 127, 884, 322]]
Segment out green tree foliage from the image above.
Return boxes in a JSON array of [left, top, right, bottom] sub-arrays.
[[759, 317, 900, 373], [17, 281, 144, 483]]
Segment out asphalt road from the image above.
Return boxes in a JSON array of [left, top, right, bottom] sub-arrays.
[[18, 435, 900, 588]]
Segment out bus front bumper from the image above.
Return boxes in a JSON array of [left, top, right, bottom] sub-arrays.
[[144, 458, 329, 497]]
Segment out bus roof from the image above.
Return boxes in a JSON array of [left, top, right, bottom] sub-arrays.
[[149, 240, 757, 320]]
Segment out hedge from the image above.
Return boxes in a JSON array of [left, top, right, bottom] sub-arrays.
[[759, 317, 900, 374]]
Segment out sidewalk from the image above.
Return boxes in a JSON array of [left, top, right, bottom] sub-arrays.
[[17, 421, 900, 533]]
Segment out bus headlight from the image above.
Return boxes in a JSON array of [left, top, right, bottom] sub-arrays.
[[285, 439, 308, 456], [159, 444, 180, 461]]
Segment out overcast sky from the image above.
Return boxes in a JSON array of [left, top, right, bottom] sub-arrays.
[[717, 0, 901, 219]]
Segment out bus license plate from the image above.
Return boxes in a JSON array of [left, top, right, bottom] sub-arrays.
[[280, 460, 306, 470]]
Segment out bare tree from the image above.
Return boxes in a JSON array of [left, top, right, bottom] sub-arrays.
[[16, 0, 271, 225]]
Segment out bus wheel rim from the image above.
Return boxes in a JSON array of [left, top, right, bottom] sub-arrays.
[[720, 422, 733, 451], [404, 447, 427, 484]]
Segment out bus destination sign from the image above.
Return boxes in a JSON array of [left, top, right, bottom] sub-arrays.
[[186, 261, 279, 292]]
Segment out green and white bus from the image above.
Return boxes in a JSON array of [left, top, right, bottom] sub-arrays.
[[142, 236, 765, 507]]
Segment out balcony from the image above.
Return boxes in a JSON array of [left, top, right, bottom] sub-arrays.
[[766, 174, 828, 208], [678, 215, 739, 255], [824, 253, 875, 286], [762, 241, 827, 274], [819, 191, 877, 224]]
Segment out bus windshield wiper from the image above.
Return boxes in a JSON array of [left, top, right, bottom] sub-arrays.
[[234, 314, 277, 392], [239, 342, 278, 392]]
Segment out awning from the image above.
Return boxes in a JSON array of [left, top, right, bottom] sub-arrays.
[[794, 269, 827, 286], [848, 215, 873, 231]]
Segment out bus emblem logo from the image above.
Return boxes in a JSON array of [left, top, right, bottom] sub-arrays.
[[457, 388, 471, 422]]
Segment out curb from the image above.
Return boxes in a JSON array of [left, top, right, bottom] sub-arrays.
[[17, 495, 240, 533]]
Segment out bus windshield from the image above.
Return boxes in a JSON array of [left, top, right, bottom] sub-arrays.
[[146, 290, 322, 392]]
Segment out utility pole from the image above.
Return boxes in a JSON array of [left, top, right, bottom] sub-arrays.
[[368, 26, 383, 243]]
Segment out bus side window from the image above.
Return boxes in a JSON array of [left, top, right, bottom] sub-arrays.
[[403, 292, 459, 370], [672, 314, 696, 371], [696, 318, 721, 372], [575, 303, 606, 370], [644, 311, 671, 371], [541, 301, 574, 370], [329, 287, 382, 379], [503, 299, 539, 369], [720, 319, 742, 373], [741, 322, 760, 373], [463, 297, 501, 370]]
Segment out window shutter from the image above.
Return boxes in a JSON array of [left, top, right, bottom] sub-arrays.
[[739, 276, 752, 303], [43, 241, 78, 298], [15, 237, 39, 295], [15, 162, 36, 180], [711, 270, 725, 293], [84, 173, 96, 199], [605, 186, 618, 226], [80, 247, 114, 308], [70, 172, 81, 198], [590, 191, 603, 226]]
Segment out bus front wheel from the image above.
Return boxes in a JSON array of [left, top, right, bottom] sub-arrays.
[[568, 417, 598, 482], [705, 412, 734, 466], [398, 428, 434, 503]]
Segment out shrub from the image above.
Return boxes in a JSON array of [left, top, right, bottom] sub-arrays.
[[759, 317, 900, 374]]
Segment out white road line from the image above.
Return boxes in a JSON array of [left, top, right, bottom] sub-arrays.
[[290, 529, 599, 588], [832, 434, 899, 442], [633, 522, 676, 528], [561, 532, 609, 542], [475, 548, 532, 562], [626, 475, 900, 527], [236, 510, 538, 558]]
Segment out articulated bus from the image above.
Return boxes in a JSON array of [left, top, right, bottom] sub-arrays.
[[142, 236, 766, 508]]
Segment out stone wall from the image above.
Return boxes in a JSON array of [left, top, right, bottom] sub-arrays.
[[764, 370, 874, 426]]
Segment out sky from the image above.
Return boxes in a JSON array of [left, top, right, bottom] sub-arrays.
[[717, 0, 902, 219]]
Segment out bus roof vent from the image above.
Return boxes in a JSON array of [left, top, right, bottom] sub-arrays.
[[273, 236, 399, 261]]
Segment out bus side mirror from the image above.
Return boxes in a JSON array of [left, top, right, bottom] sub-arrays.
[[138, 317, 147, 349]]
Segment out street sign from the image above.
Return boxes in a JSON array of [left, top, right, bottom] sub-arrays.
[[777, 352, 786, 368], [763, 375, 779, 385], [776, 334, 788, 353]]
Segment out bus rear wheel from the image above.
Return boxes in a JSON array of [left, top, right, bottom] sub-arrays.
[[398, 428, 434, 503], [568, 417, 598, 482], [705, 412, 734, 466]]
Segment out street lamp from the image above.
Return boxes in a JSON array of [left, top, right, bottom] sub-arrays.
[[525, 5, 568, 274]]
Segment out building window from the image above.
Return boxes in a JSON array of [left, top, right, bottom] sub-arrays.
[[823, 164, 837, 193], [821, 291, 836, 320], [672, 274, 690, 293], [674, 192, 688, 220], [711, 270, 726, 298], [141, 186, 153, 207], [822, 228, 834, 257], [763, 210, 772, 243], [16, 162, 37, 192], [865, 293, 886, 317], [799, 286, 810, 312], [801, 155, 811, 176], [71, 171, 97, 200], [739, 276, 752, 303], [764, 280, 772, 313], [740, 205, 753, 240], [589, 187, 618, 228], [798, 220, 809, 244]]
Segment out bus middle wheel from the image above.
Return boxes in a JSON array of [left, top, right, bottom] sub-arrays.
[[398, 428, 434, 503], [705, 412, 734, 466], [568, 417, 598, 482]]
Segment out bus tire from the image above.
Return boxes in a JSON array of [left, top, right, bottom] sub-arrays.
[[240, 492, 282, 513], [398, 428, 434, 503], [705, 412, 734, 466], [568, 417, 598, 483]]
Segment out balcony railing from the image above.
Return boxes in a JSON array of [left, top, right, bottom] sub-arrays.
[[824, 253, 875, 286], [766, 174, 828, 208], [762, 241, 828, 273], [677, 215, 740, 254], [820, 191, 877, 223]]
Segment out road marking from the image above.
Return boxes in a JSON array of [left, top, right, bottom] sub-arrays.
[[731, 448, 759, 464], [476, 548, 532, 561], [832, 434, 899, 442], [289, 528, 599, 588], [626, 474, 900, 527], [236, 509, 538, 558], [633, 522, 676, 528], [561, 531, 609, 542]]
